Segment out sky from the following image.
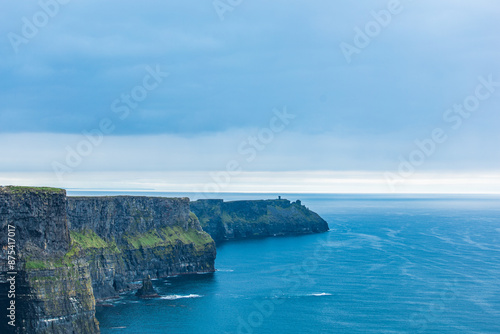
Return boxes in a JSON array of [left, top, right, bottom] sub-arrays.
[[0, 0, 499, 194]]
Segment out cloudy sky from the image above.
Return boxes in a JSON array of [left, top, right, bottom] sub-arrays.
[[1, 0, 499, 193]]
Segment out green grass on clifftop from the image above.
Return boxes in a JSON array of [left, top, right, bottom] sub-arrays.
[[2, 186, 65, 194]]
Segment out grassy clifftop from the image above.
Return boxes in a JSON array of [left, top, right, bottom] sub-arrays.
[[1, 185, 66, 195]]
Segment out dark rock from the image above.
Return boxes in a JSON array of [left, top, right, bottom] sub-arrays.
[[0, 186, 70, 258], [135, 276, 159, 298]]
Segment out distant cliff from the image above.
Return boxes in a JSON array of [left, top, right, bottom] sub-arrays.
[[0, 187, 99, 334], [67, 196, 216, 300], [191, 198, 329, 243]]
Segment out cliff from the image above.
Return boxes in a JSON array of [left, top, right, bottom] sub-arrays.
[[0, 188, 216, 334], [0, 186, 99, 334], [66, 196, 216, 300], [191, 198, 329, 243]]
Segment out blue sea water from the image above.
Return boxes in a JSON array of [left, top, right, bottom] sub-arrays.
[[88, 193, 500, 333]]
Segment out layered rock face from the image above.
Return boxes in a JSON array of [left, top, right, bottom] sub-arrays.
[[0, 188, 216, 334], [191, 198, 329, 243], [0, 187, 99, 334], [66, 196, 216, 300]]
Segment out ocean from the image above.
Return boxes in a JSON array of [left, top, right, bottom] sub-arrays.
[[84, 193, 500, 333]]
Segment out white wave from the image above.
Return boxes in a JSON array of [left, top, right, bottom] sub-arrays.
[[42, 316, 67, 323], [217, 269, 234, 272], [271, 293, 333, 299], [160, 294, 203, 300], [308, 293, 332, 297]]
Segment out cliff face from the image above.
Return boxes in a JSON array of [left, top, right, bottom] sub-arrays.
[[0, 189, 217, 334], [66, 196, 216, 300], [0, 187, 99, 334], [191, 198, 329, 243]]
